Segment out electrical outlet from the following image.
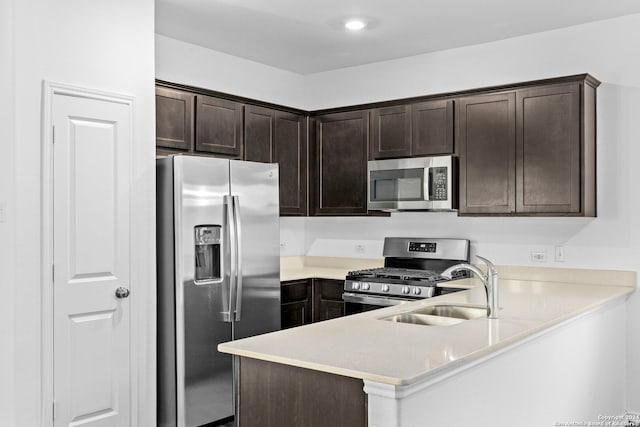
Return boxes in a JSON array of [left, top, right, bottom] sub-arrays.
[[355, 244, 365, 254], [531, 252, 547, 262], [555, 246, 565, 262]]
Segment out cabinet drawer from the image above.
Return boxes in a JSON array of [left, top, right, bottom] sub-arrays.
[[281, 280, 311, 303]]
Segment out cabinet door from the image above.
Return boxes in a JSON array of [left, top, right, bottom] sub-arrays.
[[196, 95, 243, 157], [458, 93, 516, 214], [281, 280, 312, 329], [275, 112, 307, 216], [313, 279, 345, 322], [311, 111, 369, 215], [411, 99, 454, 156], [516, 84, 581, 214], [155, 87, 194, 151], [244, 105, 275, 163], [370, 105, 411, 159]]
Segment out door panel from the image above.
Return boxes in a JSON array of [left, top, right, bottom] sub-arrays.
[[175, 156, 234, 427], [516, 84, 581, 213], [244, 105, 274, 163], [458, 93, 516, 214], [230, 161, 281, 339], [52, 93, 131, 427]]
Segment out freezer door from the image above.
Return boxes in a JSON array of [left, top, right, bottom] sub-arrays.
[[230, 161, 281, 339], [174, 156, 234, 427]]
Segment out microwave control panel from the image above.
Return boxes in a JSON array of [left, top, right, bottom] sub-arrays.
[[431, 167, 448, 201]]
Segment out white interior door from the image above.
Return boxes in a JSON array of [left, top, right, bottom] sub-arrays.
[[52, 91, 132, 427]]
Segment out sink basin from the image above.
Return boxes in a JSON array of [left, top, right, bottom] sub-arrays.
[[410, 304, 487, 320], [382, 313, 465, 326], [380, 304, 487, 326]]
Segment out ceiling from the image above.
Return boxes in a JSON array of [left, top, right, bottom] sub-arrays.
[[155, 0, 640, 75]]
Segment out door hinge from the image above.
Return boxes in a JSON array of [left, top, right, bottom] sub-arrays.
[[52, 400, 56, 420], [52, 125, 56, 144], [52, 264, 55, 282]]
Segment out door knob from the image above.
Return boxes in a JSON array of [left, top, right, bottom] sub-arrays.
[[115, 287, 130, 299]]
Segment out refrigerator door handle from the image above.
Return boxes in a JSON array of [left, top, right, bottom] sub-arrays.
[[224, 194, 237, 323], [232, 195, 243, 321]]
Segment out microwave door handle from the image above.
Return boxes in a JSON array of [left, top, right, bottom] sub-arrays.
[[424, 167, 432, 201]]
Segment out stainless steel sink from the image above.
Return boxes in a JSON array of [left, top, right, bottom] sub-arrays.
[[410, 304, 487, 320], [382, 313, 466, 326], [381, 304, 487, 326]]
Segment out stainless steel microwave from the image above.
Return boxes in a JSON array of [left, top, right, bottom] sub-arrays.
[[367, 156, 457, 211]]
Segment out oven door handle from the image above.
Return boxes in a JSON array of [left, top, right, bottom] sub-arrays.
[[342, 293, 410, 307]]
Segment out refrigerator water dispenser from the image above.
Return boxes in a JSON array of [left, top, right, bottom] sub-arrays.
[[194, 225, 222, 284]]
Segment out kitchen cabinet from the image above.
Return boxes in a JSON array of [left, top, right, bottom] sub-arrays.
[[411, 99, 454, 156], [458, 76, 597, 216], [244, 105, 275, 163], [275, 112, 308, 216], [458, 92, 516, 214], [155, 87, 194, 151], [280, 278, 345, 328], [370, 105, 411, 159], [313, 279, 345, 322], [239, 357, 367, 427], [310, 111, 369, 215], [516, 83, 586, 214], [370, 100, 454, 160], [244, 105, 308, 215], [195, 94, 243, 157], [281, 279, 312, 329]]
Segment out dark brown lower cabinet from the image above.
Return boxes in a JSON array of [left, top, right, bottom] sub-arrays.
[[280, 278, 345, 328], [281, 280, 312, 329], [313, 279, 345, 322], [239, 357, 367, 427]]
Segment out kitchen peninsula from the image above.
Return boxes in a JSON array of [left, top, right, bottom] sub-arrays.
[[219, 267, 635, 427]]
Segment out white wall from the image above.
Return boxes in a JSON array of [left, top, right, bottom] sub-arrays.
[[10, 1, 156, 425], [156, 34, 307, 110], [0, 0, 16, 425]]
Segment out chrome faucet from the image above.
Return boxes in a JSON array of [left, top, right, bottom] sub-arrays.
[[441, 256, 499, 319]]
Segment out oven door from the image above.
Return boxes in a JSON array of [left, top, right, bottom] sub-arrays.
[[343, 292, 414, 315]]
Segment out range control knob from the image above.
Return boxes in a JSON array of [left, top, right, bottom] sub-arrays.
[[402, 286, 411, 295], [352, 282, 360, 290], [413, 288, 422, 295], [381, 284, 390, 292], [362, 283, 370, 291]]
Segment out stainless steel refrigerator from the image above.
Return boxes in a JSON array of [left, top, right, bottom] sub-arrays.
[[157, 155, 281, 427]]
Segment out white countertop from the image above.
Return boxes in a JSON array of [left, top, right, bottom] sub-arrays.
[[220, 267, 635, 386]]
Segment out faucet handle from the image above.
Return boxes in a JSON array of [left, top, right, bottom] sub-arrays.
[[476, 256, 497, 275]]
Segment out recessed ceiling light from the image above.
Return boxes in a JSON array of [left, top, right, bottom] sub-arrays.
[[344, 19, 366, 31]]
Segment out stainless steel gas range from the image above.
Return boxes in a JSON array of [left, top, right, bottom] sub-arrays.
[[343, 237, 470, 314]]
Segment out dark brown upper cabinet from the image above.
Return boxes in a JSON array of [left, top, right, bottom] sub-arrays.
[[311, 111, 369, 216], [155, 87, 194, 151], [458, 92, 516, 215], [275, 112, 307, 216], [516, 83, 584, 214], [370, 105, 411, 159], [244, 105, 308, 216], [244, 105, 275, 163], [370, 101, 454, 160], [411, 99, 454, 156], [196, 95, 243, 158], [458, 76, 598, 216]]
